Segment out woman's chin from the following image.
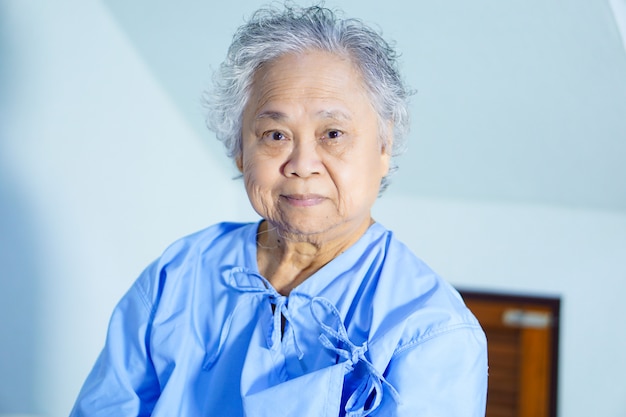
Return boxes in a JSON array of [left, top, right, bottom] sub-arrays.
[[268, 215, 368, 245], [267, 216, 333, 239]]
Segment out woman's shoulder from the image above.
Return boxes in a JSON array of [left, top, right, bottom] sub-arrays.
[[366, 225, 483, 355], [132, 221, 258, 301]]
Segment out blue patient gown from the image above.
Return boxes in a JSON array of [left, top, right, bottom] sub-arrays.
[[70, 222, 488, 416]]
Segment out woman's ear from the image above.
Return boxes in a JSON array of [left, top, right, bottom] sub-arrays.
[[235, 153, 244, 173], [380, 125, 393, 176]]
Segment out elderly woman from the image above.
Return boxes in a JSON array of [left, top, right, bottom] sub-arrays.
[[71, 4, 487, 417]]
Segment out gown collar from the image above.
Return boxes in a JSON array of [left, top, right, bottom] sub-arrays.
[[242, 219, 388, 298]]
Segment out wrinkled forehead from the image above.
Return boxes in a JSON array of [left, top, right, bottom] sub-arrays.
[[245, 49, 373, 112], [255, 49, 367, 87]]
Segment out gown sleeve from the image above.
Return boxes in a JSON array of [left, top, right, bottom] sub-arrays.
[[69, 262, 162, 417], [375, 324, 488, 417]]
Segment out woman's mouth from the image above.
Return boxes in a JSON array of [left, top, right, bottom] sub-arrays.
[[281, 194, 325, 207]]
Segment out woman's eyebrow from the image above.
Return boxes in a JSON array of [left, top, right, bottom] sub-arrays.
[[255, 110, 352, 122], [316, 109, 352, 121], [255, 111, 288, 121]]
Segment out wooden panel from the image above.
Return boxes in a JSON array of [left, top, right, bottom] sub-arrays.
[[519, 326, 551, 417], [459, 290, 560, 417]]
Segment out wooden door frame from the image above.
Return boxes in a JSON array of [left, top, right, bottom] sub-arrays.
[[457, 288, 561, 417]]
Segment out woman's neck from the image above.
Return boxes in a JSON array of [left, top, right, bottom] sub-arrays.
[[256, 218, 373, 295]]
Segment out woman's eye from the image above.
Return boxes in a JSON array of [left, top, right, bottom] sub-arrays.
[[326, 130, 342, 139], [262, 131, 286, 141]]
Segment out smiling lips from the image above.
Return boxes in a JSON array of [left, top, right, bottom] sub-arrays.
[[281, 194, 326, 207]]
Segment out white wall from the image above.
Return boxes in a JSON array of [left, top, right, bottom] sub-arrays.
[[0, 1, 255, 414], [1, 0, 624, 416]]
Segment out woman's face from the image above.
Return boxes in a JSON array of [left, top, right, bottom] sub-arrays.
[[239, 50, 391, 243]]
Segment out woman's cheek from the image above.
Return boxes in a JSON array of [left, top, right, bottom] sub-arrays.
[[244, 175, 273, 217]]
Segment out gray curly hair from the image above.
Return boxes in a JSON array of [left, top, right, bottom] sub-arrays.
[[204, 3, 411, 193]]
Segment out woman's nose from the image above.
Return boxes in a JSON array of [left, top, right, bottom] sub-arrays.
[[282, 139, 322, 178]]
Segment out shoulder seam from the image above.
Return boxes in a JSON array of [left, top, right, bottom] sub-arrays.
[[392, 323, 483, 357]]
